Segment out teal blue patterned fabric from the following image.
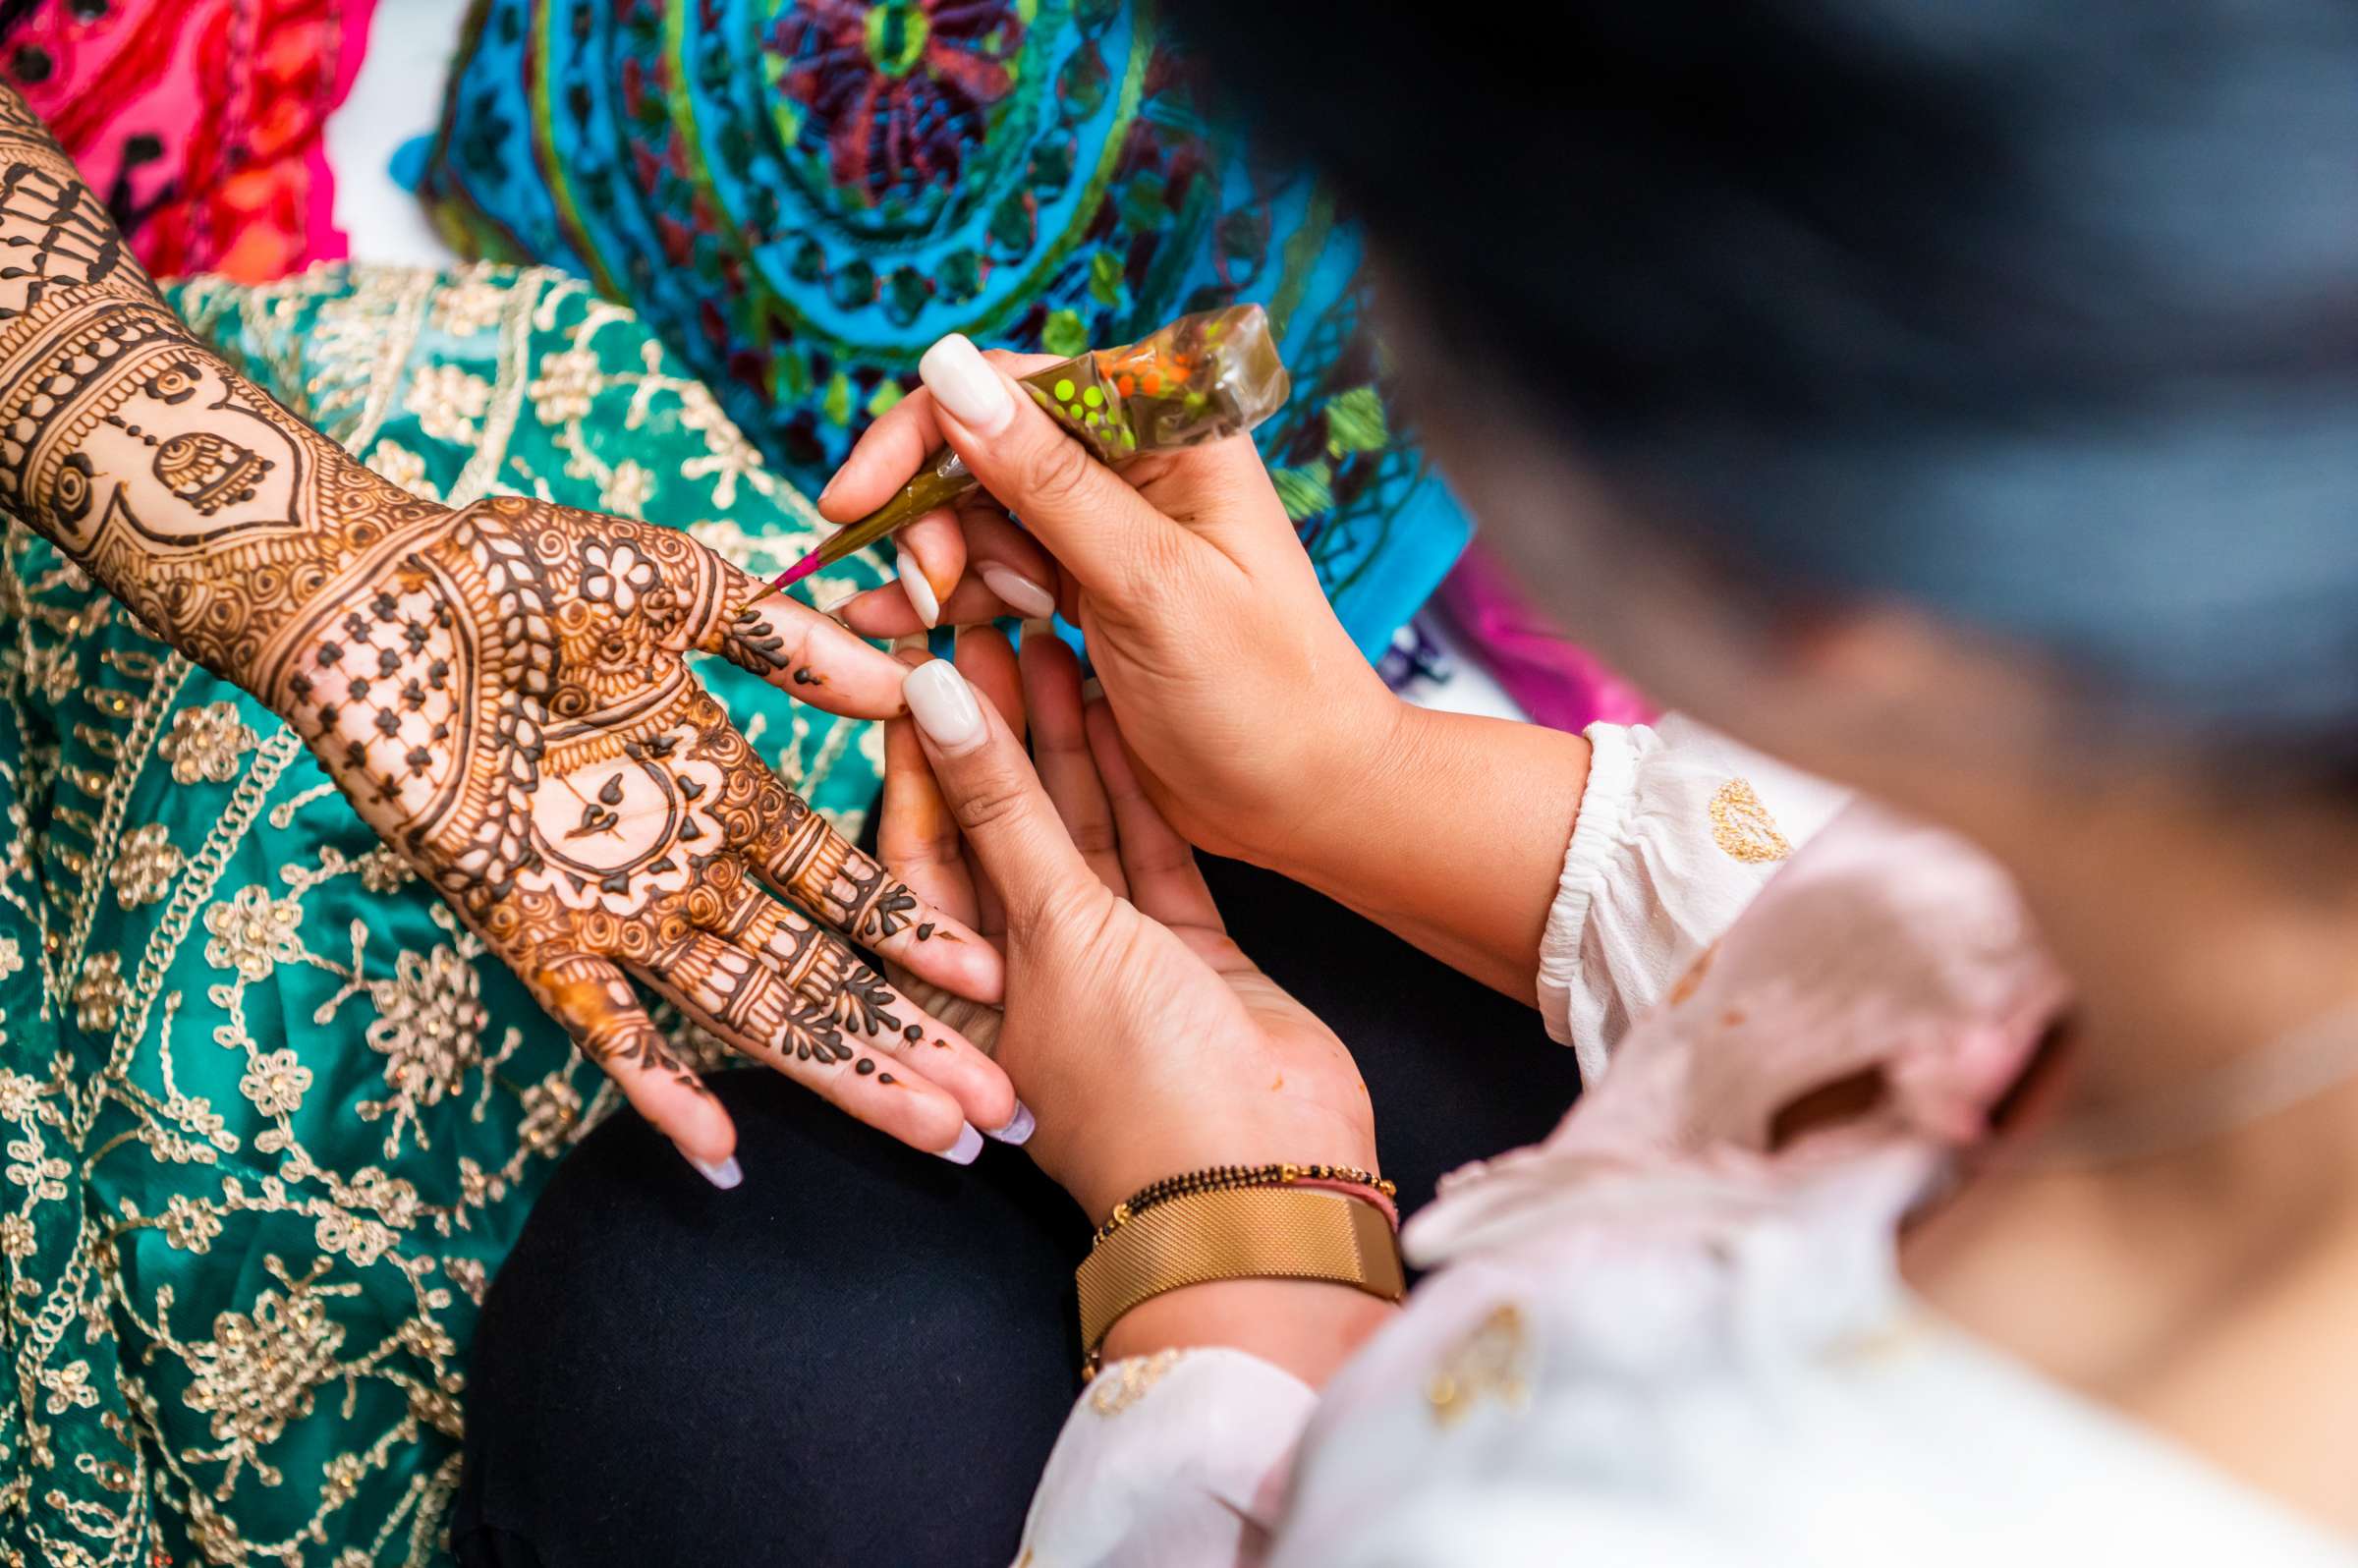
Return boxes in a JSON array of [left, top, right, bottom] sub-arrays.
[[415, 0, 1471, 657]]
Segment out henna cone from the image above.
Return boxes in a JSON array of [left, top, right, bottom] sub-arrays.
[[772, 304, 1291, 590]]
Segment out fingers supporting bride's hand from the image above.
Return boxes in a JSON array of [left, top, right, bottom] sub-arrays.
[[899, 657, 1099, 935], [1020, 620, 1126, 897]]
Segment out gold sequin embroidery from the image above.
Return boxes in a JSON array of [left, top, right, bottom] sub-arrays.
[[1428, 1303, 1533, 1428], [1087, 1349, 1187, 1417], [1709, 778, 1792, 865]]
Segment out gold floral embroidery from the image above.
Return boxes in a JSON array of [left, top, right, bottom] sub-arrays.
[[363, 944, 488, 1143], [239, 1048, 313, 1117], [158, 700, 257, 784], [527, 346, 601, 423], [518, 1073, 583, 1155], [180, 1260, 352, 1485], [202, 884, 305, 980], [1428, 1303, 1534, 1428], [161, 1193, 223, 1254], [1087, 1349, 1186, 1416], [428, 276, 510, 337], [73, 949, 127, 1031], [1709, 778, 1792, 865], [112, 821, 184, 907], [365, 437, 439, 502], [403, 364, 492, 444], [38, 1359, 98, 1415], [356, 844, 414, 893], [675, 381, 768, 507]]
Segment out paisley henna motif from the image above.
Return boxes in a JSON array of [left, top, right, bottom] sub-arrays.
[[0, 83, 967, 1127]]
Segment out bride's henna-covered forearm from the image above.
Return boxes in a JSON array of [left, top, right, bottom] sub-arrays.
[[0, 84, 443, 684], [0, 83, 996, 1150]]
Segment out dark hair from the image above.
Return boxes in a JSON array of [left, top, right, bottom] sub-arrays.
[[1175, 1, 2358, 742]]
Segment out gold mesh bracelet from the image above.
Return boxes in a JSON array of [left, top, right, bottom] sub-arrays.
[[1075, 1187, 1405, 1369]]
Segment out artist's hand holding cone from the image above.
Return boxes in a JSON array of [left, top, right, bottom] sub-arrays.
[[879, 617, 1376, 1223], [828, 334, 1400, 870]]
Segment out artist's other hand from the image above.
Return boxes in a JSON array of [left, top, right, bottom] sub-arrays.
[[891, 642, 1376, 1222], [824, 338, 1402, 869], [250, 494, 1016, 1179]]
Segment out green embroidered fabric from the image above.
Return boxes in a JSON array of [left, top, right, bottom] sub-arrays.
[[1, 262, 888, 1565]]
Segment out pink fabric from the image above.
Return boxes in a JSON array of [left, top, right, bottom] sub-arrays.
[[1409, 802, 2071, 1268], [1437, 542, 1655, 731], [3, 0, 377, 282]]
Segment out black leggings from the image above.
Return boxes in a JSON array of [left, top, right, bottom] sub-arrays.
[[451, 855, 1580, 1567]]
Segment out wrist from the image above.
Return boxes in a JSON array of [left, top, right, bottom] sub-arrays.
[[1249, 691, 1425, 882]]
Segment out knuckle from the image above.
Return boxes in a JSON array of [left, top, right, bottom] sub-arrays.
[[1067, 816, 1119, 860], [1014, 432, 1099, 515], [946, 767, 1039, 838]]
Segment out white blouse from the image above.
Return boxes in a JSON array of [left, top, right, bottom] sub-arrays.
[[1013, 721, 2357, 1567]]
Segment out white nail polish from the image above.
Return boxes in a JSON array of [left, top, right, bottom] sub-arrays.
[[815, 586, 860, 619], [978, 561, 1056, 619], [896, 546, 940, 629], [892, 631, 930, 657], [904, 659, 984, 750], [936, 1122, 985, 1164], [984, 1101, 1036, 1146], [919, 333, 1013, 434], [688, 1153, 743, 1190]]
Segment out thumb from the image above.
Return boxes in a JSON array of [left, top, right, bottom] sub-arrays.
[[918, 333, 1207, 604], [901, 656, 1097, 933]]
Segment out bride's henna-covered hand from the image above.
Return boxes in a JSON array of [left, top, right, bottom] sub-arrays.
[[0, 85, 1014, 1175]]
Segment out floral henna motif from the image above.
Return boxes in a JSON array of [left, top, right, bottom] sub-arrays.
[[0, 81, 963, 1134]]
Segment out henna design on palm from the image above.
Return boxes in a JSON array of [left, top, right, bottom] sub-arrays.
[[0, 84, 1011, 1160]]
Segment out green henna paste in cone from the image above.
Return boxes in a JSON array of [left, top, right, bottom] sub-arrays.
[[772, 304, 1290, 589]]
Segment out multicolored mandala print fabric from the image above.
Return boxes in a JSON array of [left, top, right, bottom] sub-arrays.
[[1, 262, 886, 1566], [416, 0, 1471, 656]]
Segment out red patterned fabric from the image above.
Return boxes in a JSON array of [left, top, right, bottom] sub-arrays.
[[0, 0, 375, 281]]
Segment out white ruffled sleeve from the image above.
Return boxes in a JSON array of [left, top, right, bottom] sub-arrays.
[[1014, 1348, 1317, 1567], [1536, 714, 1847, 1082]]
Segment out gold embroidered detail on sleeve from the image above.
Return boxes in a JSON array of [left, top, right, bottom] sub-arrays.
[[1086, 1348, 1187, 1417], [1709, 777, 1793, 865], [1427, 1303, 1534, 1428]]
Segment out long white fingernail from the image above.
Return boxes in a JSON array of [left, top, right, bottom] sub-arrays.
[[978, 562, 1055, 619], [985, 1101, 1036, 1146], [688, 1153, 743, 1190], [896, 545, 940, 629], [919, 334, 1013, 434], [936, 1122, 984, 1164], [904, 659, 984, 751]]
